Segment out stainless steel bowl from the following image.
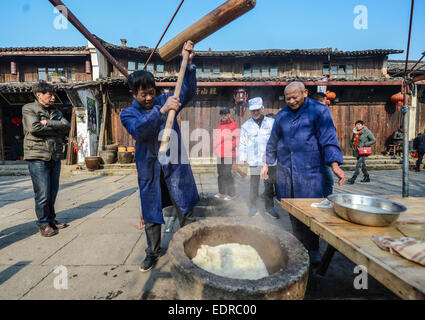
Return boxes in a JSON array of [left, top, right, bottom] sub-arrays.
[[327, 194, 407, 227]]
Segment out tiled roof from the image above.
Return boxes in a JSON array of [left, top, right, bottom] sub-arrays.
[[97, 76, 403, 87], [388, 60, 425, 75], [94, 36, 403, 58], [0, 75, 403, 93], [0, 46, 89, 53], [0, 81, 98, 93]]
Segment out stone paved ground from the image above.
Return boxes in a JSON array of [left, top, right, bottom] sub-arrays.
[[0, 169, 424, 300]]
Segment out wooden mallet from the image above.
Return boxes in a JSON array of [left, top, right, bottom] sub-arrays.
[[157, 0, 256, 157]]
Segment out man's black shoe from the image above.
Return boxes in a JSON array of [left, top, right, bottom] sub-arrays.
[[140, 255, 158, 272], [360, 176, 370, 183], [347, 177, 356, 184], [265, 207, 280, 219]]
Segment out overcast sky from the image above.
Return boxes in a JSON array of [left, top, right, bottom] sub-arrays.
[[1, 0, 424, 61]]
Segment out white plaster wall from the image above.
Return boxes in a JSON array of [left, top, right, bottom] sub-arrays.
[[88, 41, 109, 80], [409, 84, 418, 140], [75, 87, 101, 163]]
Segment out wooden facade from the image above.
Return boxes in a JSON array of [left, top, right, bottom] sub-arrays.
[[0, 53, 92, 83], [0, 47, 91, 160], [1, 40, 425, 160], [106, 84, 409, 156]]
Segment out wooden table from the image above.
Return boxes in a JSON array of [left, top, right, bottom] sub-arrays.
[[280, 197, 425, 300]]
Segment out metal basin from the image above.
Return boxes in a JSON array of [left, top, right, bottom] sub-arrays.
[[327, 194, 407, 227]]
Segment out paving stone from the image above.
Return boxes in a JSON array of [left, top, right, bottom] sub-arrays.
[[41, 233, 141, 266], [20, 265, 149, 300], [0, 264, 53, 300], [0, 170, 422, 300], [71, 218, 142, 235], [0, 230, 78, 265]]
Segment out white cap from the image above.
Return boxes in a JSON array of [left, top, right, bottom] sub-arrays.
[[248, 97, 264, 110]]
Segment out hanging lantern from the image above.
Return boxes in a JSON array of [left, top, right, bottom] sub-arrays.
[[391, 92, 404, 110], [233, 88, 248, 104], [85, 60, 92, 74], [326, 100, 331, 106], [326, 91, 336, 101], [11, 61, 17, 75]]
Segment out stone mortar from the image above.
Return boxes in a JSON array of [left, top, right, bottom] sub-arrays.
[[169, 217, 310, 300]]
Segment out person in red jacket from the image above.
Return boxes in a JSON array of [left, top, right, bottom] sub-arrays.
[[213, 107, 239, 200]]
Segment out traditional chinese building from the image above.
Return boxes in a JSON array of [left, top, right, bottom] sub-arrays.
[[1, 39, 424, 161], [0, 45, 93, 160], [94, 38, 425, 156]]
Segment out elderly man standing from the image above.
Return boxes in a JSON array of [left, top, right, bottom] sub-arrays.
[[262, 81, 345, 264], [23, 81, 70, 237]]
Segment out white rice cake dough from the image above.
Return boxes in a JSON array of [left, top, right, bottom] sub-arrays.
[[192, 243, 269, 280]]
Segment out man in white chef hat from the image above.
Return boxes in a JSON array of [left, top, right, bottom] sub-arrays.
[[238, 97, 279, 219]]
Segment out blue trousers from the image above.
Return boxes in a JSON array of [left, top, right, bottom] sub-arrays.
[[27, 159, 61, 228]]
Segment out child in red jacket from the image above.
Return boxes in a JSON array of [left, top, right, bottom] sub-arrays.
[[213, 107, 239, 200]]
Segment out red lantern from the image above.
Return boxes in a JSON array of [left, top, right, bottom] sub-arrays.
[[391, 92, 404, 107], [11, 61, 17, 75], [85, 60, 92, 74], [234, 88, 248, 104], [326, 100, 331, 105], [326, 91, 336, 101]]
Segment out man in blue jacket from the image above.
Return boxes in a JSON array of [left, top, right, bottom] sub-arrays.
[[121, 41, 199, 272], [261, 81, 345, 265]]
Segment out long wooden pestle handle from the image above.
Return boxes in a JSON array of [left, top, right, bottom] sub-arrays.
[[158, 50, 190, 154]]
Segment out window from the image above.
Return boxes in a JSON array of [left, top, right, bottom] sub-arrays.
[[252, 64, 260, 77], [327, 63, 355, 79], [212, 64, 220, 77], [203, 64, 211, 78], [331, 65, 338, 78], [243, 63, 278, 77], [196, 67, 202, 78], [38, 67, 65, 81], [146, 63, 154, 74], [338, 65, 346, 79], [347, 64, 354, 79], [270, 63, 278, 77], [156, 63, 164, 76], [196, 64, 214, 78], [243, 63, 251, 76], [128, 61, 136, 74], [38, 68, 47, 81], [261, 64, 269, 77], [322, 63, 330, 76]]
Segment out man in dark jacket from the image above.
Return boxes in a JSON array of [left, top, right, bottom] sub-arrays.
[[347, 120, 376, 184], [414, 130, 425, 172], [23, 81, 70, 237]]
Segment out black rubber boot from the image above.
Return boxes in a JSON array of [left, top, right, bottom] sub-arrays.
[[347, 176, 356, 184], [360, 176, 370, 183]]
